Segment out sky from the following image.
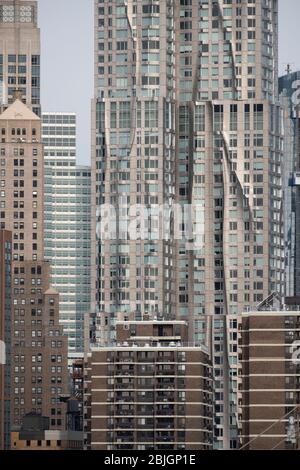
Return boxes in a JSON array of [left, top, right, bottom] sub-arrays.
[[38, 0, 93, 165], [38, 0, 300, 165]]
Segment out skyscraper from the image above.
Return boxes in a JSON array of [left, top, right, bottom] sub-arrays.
[[177, 0, 284, 449], [91, 0, 177, 344], [279, 71, 300, 297], [0, 98, 44, 259], [0, 0, 40, 116], [43, 113, 91, 358], [0, 98, 69, 437], [91, 0, 284, 449]]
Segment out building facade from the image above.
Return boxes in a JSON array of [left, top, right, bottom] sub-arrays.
[[70, 358, 84, 418], [0, 0, 40, 116], [0, 98, 69, 434], [11, 412, 83, 450], [279, 71, 300, 297], [0, 229, 12, 449], [10, 261, 69, 430], [239, 309, 300, 450], [91, 0, 284, 449], [91, 0, 178, 346], [43, 113, 91, 357], [85, 317, 213, 450], [0, 98, 44, 261]]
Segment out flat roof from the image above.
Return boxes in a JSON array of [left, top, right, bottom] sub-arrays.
[[242, 310, 300, 316], [115, 320, 187, 325]]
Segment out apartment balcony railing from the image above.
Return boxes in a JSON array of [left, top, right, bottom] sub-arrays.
[[155, 411, 175, 416], [113, 411, 134, 417], [98, 341, 208, 350]]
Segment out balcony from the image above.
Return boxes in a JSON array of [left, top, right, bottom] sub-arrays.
[[137, 367, 155, 375], [156, 392, 175, 402], [115, 369, 134, 376], [156, 379, 176, 388], [155, 419, 175, 429], [156, 406, 175, 416], [115, 444, 135, 450], [155, 432, 175, 442], [156, 368, 176, 376], [137, 394, 155, 403], [115, 420, 133, 429], [137, 356, 155, 363], [115, 383, 134, 390], [114, 410, 134, 417], [115, 394, 134, 403]]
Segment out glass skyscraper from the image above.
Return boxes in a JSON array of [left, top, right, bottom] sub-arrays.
[[279, 71, 300, 297], [91, 0, 284, 449], [43, 113, 91, 357]]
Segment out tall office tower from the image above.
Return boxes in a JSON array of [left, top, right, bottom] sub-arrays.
[[279, 71, 300, 297], [0, 229, 12, 449], [92, 0, 284, 449], [239, 307, 300, 450], [0, 0, 40, 116], [43, 113, 91, 358], [91, 0, 177, 345], [85, 316, 213, 450], [0, 99, 69, 435], [176, 0, 284, 450]]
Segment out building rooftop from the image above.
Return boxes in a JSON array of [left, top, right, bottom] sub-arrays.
[[242, 309, 300, 316], [44, 286, 59, 295], [90, 342, 209, 354], [115, 320, 187, 325], [0, 99, 40, 121]]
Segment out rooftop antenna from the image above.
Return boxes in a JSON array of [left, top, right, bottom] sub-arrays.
[[283, 63, 295, 75]]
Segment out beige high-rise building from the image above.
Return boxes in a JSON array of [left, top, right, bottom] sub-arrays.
[[0, 0, 40, 116], [0, 1, 70, 451], [0, 98, 43, 261], [0, 98, 69, 447], [91, 0, 284, 449]]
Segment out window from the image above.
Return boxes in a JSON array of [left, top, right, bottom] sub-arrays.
[[117, 41, 127, 51], [145, 101, 158, 128], [119, 102, 131, 128], [195, 105, 205, 132]]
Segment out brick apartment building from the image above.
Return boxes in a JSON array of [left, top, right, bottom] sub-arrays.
[[10, 260, 69, 431], [85, 316, 213, 450], [239, 309, 300, 450]]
